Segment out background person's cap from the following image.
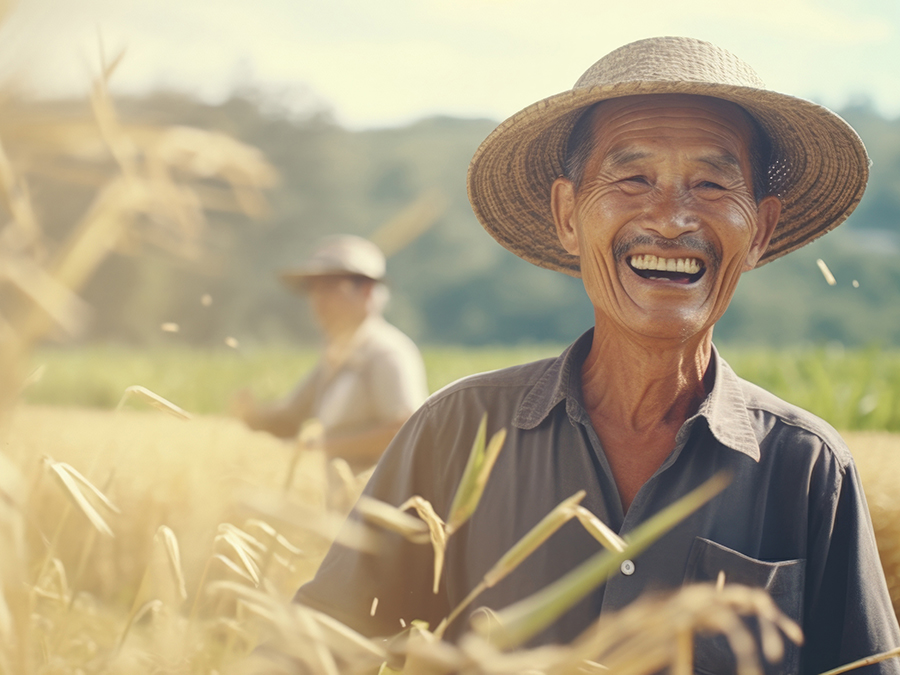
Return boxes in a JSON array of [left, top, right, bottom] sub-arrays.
[[279, 235, 386, 291]]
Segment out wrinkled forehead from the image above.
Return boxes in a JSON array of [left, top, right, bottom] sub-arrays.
[[586, 94, 758, 157]]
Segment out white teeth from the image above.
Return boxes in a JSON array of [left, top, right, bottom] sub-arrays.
[[629, 255, 702, 275]]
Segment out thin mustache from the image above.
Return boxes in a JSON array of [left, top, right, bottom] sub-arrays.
[[613, 235, 719, 272]]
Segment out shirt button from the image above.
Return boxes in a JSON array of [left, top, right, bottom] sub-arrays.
[[620, 559, 635, 576]]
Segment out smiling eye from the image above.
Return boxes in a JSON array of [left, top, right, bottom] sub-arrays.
[[624, 176, 649, 184], [697, 181, 725, 190]]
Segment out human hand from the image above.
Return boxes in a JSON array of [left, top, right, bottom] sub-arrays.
[[229, 388, 257, 422]]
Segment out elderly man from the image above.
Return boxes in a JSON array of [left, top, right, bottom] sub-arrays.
[[296, 38, 900, 674], [233, 235, 428, 471]]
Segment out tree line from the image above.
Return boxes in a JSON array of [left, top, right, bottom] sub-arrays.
[[20, 91, 900, 348]]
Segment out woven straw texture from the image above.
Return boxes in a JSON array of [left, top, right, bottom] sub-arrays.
[[467, 37, 869, 277]]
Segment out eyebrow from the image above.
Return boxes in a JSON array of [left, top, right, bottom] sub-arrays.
[[698, 152, 742, 174], [604, 148, 650, 168]]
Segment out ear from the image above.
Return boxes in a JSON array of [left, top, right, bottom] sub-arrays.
[[551, 176, 580, 256], [743, 195, 781, 271]]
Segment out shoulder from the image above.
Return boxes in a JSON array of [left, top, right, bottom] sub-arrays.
[[372, 357, 557, 509], [362, 318, 422, 357], [422, 356, 558, 413], [736, 374, 853, 472]]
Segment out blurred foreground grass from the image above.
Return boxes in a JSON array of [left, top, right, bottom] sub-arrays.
[[1, 404, 898, 673], [23, 343, 900, 430]]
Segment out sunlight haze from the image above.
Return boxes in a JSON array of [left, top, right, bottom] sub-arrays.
[[0, 0, 896, 127]]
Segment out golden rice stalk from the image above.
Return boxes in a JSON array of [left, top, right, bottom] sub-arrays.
[[208, 581, 386, 669], [817, 258, 837, 286], [482, 492, 587, 590], [219, 522, 267, 555], [673, 629, 693, 675], [214, 554, 259, 585], [239, 489, 380, 554], [298, 418, 324, 449], [819, 646, 900, 675], [298, 605, 388, 667], [576, 586, 791, 675], [401, 621, 467, 675], [155, 525, 187, 602], [368, 188, 448, 258], [572, 505, 626, 552], [115, 599, 163, 654], [284, 419, 324, 491], [357, 496, 430, 543], [0, 136, 41, 244], [216, 526, 262, 585], [19, 363, 45, 390], [1, 249, 92, 338], [400, 495, 447, 594], [294, 608, 342, 675], [441, 493, 630, 637], [475, 472, 731, 649], [440, 492, 587, 636], [0, 588, 12, 648], [451, 584, 799, 675], [33, 557, 70, 604], [44, 457, 119, 536], [0, 446, 25, 516], [116, 384, 191, 419], [244, 519, 303, 556], [328, 457, 361, 507], [446, 416, 507, 536]]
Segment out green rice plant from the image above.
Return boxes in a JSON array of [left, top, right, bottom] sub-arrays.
[[439, 490, 626, 636], [472, 473, 733, 650], [721, 345, 900, 431], [21, 344, 900, 432]]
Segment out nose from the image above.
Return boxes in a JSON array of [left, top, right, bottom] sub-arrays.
[[640, 188, 701, 239]]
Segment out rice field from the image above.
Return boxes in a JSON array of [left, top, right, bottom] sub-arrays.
[[2, 346, 900, 673], [3, 402, 898, 674]]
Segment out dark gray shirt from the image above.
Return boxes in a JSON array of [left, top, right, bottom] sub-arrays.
[[297, 330, 900, 674]]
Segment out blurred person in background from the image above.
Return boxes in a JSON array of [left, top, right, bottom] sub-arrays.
[[231, 235, 428, 473]]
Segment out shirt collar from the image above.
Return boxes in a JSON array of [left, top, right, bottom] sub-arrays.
[[695, 347, 760, 461], [513, 331, 760, 462]]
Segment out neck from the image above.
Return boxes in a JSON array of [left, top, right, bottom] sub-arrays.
[[581, 323, 714, 433], [323, 311, 370, 342], [580, 322, 715, 513]]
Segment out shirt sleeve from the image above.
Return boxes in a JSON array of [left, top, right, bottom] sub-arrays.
[[803, 453, 900, 675], [368, 343, 429, 423], [244, 368, 318, 438]]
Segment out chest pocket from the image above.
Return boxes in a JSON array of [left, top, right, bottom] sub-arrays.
[[684, 537, 805, 675]]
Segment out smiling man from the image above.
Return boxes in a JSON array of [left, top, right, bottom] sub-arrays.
[[296, 38, 900, 674]]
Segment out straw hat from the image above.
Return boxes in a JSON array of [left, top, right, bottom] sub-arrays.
[[467, 36, 869, 276], [279, 235, 386, 291]]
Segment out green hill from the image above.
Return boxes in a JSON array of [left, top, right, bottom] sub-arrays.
[[16, 92, 900, 348]]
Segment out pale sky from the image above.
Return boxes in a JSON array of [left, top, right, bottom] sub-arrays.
[[0, 0, 897, 129]]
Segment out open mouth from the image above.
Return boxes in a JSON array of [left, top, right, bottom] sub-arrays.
[[628, 254, 706, 284]]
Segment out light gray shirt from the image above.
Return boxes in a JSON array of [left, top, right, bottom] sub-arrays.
[[247, 316, 427, 469]]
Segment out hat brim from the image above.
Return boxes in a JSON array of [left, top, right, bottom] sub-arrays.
[[467, 81, 868, 277], [278, 269, 379, 293]]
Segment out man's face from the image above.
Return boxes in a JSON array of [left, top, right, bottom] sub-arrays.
[[305, 275, 369, 335], [552, 94, 781, 343]]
